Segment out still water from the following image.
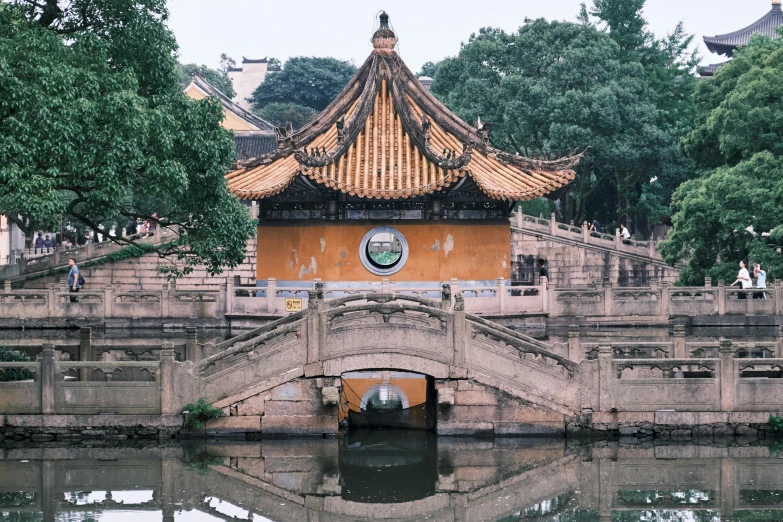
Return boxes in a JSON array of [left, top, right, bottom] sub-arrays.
[[2, 433, 783, 521]]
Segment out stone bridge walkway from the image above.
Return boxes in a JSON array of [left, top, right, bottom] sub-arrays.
[[194, 291, 583, 419]]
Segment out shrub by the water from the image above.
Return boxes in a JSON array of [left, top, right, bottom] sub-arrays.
[[0, 347, 33, 382], [182, 398, 225, 429]]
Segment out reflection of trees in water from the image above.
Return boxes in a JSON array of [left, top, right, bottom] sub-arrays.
[[613, 510, 719, 522], [617, 489, 714, 506], [368, 250, 401, 266], [0, 493, 36, 508], [741, 489, 783, 505]]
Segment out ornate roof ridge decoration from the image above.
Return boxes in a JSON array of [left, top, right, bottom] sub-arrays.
[[704, 1, 783, 57], [227, 12, 583, 201]]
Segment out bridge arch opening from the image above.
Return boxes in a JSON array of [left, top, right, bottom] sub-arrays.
[[339, 370, 436, 431]]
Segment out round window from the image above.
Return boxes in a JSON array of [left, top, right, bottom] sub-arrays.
[[359, 227, 408, 276]]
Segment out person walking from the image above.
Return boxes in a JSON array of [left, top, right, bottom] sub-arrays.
[[538, 259, 550, 290], [731, 260, 752, 299], [753, 264, 767, 299], [67, 257, 82, 303]]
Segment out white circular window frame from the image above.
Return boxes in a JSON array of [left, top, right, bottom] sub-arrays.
[[359, 226, 409, 277]]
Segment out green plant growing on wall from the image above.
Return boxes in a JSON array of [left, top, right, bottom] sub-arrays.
[[769, 414, 783, 434], [0, 347, 33, 382], [182, 398, 225, 430]]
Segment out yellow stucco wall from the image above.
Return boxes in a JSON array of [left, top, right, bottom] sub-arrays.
[[184, 84, 259, 132], [256, 221, 510, 281]]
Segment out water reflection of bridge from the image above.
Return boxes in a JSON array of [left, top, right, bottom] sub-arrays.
[[2, 441, 783, 521]]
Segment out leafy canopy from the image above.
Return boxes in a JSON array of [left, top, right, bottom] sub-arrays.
[[660, 35, 783, 284], [430, 19, 678, 229], [0, 0, 256, 276], [256, 102, 316, 130], [249, 56, 357, 114]]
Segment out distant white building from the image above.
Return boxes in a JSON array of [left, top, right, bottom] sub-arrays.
[[227, 57, 271, 111], [0, 215, 25, 266]]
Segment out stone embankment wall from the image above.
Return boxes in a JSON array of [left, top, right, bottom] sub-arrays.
[[511, 229, 679, 288], [19, 238, 257, 290]]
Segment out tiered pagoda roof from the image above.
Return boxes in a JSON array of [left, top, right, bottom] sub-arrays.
[[226, 13, 582, 202], [701, 0, 783, 76]]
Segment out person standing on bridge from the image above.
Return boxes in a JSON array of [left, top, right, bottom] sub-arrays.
[[731, 260, 751, 299], [67, 257, 82, 303], [753, 264, 767, 300], [538, 259, 549, 290]]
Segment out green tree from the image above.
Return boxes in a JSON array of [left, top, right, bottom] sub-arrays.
[[249, 56, 357, 112], [177, 62, 235, 98], [417, 60, 441, 78], [431, 20, 675, 230], [257, 102, 315, 129], [660, 36, 783, 284], [581, 0, 699, 231], [0, 1, 256, 276]]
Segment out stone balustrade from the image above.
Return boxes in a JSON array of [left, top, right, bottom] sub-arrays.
[[551, 280, 782, 318], [0, 282, 225, 320], [229, 277, 549, 316], [0, 345, 167, 415], [0, 226, 176, 281], [511, 211, 663, 260], [574, 326, 783, 362]]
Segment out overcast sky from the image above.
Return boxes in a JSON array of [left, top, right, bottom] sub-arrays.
[[168, 0, 772, 73]]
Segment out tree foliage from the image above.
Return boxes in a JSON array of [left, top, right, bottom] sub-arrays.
[[249, 56, 357, 114], [177, 62, 235, 98], [0, 1, 256, 276], [660, 36, 783, 284], [256, 102, 315, 129], [431, 20, 679, 231]]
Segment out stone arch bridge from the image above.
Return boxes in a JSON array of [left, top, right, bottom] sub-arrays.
[[168, 290, 594, 436]]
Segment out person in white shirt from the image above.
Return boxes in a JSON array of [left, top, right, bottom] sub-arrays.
[[620, 224, 632, 244], [731, 260, 752, 299]]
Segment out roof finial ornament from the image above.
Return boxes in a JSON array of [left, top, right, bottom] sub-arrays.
[[372, 11, 397, 52], [774, 0, 781, 6]]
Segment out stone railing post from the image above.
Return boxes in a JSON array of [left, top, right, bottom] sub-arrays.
[[47, 283, 56, 317], [704, 277, 712, 289], [719, 338, 735, 412], [598, 340, 614, 411], [250, 201, 259, 220], [79, 327, 92, 382], [542, 282, 551, 314], [496, 277, 505, 313], [185, 327, 200, 362], [515, 210, 523, 228], [450, 278, 459, 308], [381, 278, 391, 294], [568, 325, 581, 361], [451, 294, 467, 376], [717, 280, 726, 315], [582, 221, 589, 243], [103, 284, 113, 318], [159, 343, 177, 414], [3, 280, 10, 292], [225, 279, 234, 315], [657, 282, 669, 318], [673, 324, 686, 359], [41, 344, 56, 414], [161, 283, 170, 317], [266, 277, 277, 313], [603, 280, 612, 317], [549, 212, 557, 236], [441, 284, 452, 312], [775, 281, 783, 316], [777, 325, 783, 358], [614, 229, 621, 249], [86, 242, 94, 257], [305, 290, 322, 372], [648, 237, 656, 258]]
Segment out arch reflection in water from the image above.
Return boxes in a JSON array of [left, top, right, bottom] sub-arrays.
[[4, 441, 783, 520], [339, 429, 438, 504]]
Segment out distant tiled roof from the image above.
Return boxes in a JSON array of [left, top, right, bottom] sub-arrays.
[[698, 61, 731, 77], [704, 3, 783, 56], [234, 132, 277, 160], [418, 76, 433, 91], [242, 57, 268, 64], [190, 75, 275, 132]]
